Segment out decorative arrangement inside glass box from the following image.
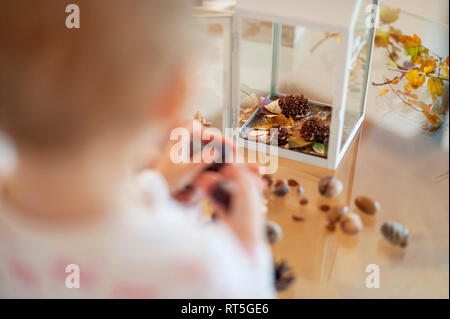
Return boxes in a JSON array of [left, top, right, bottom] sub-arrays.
[[239, 93, 331, 158]]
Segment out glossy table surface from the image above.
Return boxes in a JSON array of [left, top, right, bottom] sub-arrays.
[[258, 13, 449, 298], [195, 7, 449, 298]]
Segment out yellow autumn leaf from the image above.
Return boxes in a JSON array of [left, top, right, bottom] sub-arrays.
[[387, 59, 398, 68], [420, 56, 437, 74], [407, 99, 428, 110], [254, 114, 293, 130], [399, 34, 421, 48], [377, 88, 389, 97], [423, 109, 442, 127], [375, 29, 389, 48], [388, 26, 402, 42], [379, 7, 401, 24], [404, 69, 426, 91], [427, 77, 443, 101], [440, 56, 449, 79], [396, 90, 418, 99]]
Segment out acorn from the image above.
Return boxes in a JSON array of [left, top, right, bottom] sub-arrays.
[[287, 179, 299, 187], [266, 221, 283, 244], [273, 182, 289, 197], [381, 221, 409, 247], [355, 196, 380, 215], [340, 212, 362, 235], [327, 205, 349, 223], [318, 176, 343, 198]]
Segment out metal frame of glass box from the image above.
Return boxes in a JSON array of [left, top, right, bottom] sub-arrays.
[[230, 0, 379, 169]]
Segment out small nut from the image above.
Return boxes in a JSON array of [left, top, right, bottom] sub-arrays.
[[381, 221, 409, 247], [355, 196, 380, 215], [287, 179, 299, 187], [266, 221, 283, 244], [273, 183, 289, 197], [274, 179, 286, 187], [340, 212, 362, 235], [319, 204, 331, 212], [327, 205, 349, 223], [299, 197, 308, 205], [326, 221, 336, 232], [262, 174, 274, 187], [318, 176, 343, 198]]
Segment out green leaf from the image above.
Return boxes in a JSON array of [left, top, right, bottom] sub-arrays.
[[313, 142, 329, 155]]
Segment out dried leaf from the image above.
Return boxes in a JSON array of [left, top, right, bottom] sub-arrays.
[[387, 59, 398, 68], [288, 136, 311, 149], [407, 99, 428, 110], [399, 34, 421, 49], [396, 90, 418, 99], [254, 114, 293, 130], [403, 61, 415, 69], [375, 29, 389, 48], [380, 7, 400, 24], [404, 69, 426, 91], [423, 109, 442, 127], [427, 77, 443, 101], [377, 88, 389, 97], [389, 26, 402, 42], [440, 56, 449, 79], [420, 56, 437, 74]]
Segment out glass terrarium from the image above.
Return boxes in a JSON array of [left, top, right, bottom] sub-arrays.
[[233, 0, 379, 169]]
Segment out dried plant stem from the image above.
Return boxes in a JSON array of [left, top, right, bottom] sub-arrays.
[[310, 33, 339, 53], [387, 83, 422, 112], [434, 170, 449, 182], [388, 67, 449, 82], [372, 76, 399, 86]]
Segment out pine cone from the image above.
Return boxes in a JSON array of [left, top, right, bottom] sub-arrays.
[[278, 95, 311, 119], [300, 117, 330, 143], [274, 260, 295, 292], [270, 126, 290, 146]]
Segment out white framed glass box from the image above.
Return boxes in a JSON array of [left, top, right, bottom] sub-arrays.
[[232, 0, 379, 169], [189, 7, 234, 131]]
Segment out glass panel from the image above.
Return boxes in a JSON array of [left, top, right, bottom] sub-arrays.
[[239, 17, 342, 160], [188, 10, 232, 131], [340, 0, 375, 150]]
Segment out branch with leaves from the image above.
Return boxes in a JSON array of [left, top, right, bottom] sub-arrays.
[[373, 7, 449, 129]]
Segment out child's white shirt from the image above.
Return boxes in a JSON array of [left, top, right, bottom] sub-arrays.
[[0, 170, 275, 298]]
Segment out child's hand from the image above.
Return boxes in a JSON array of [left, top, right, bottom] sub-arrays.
[[196, 164, 266, 247], [154, 120, 236, 195]]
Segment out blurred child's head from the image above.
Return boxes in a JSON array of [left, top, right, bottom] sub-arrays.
[[0, 0, 190, 161]]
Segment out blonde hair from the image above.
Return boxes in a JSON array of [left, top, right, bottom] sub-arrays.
[[0, 0, 189, 151]]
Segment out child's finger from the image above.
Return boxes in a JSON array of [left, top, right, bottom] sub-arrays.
[[194, 171, 221, 193]]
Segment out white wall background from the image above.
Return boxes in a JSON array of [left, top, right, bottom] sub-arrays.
[[381, 0, 449, 25]]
